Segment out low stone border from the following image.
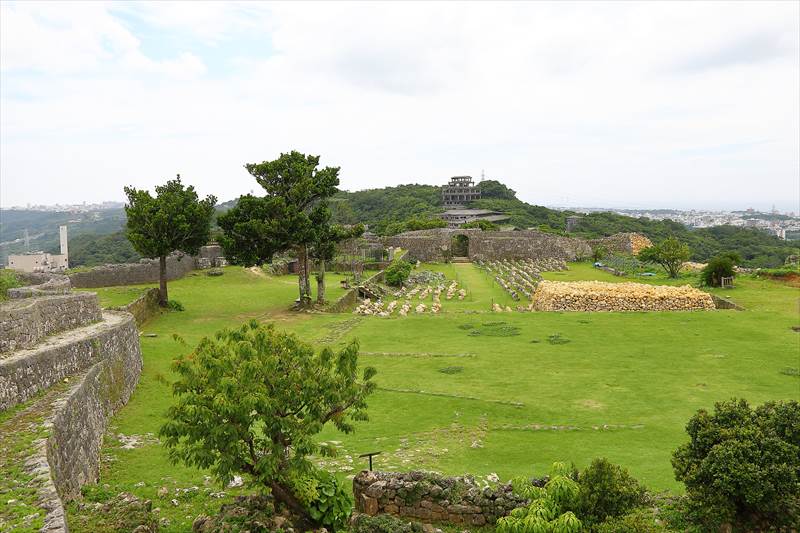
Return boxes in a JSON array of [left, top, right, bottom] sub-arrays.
[[710, 294, 745, 310], [353, 470, 527, 526]]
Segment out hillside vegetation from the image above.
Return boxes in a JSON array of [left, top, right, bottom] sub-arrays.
[[333, 180, 798, 268]]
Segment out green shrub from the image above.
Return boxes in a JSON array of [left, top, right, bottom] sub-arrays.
[[0, 269, 21, 300], [305, 469, 352, 531], [672, 398, 800, 530], [384, 259, 413, 286], [499, 462, 583, 533], [700, 254, 736, 287], [577, 458, 647, 527], [594, 509, 667, 533], [167, 299, 185, 311]]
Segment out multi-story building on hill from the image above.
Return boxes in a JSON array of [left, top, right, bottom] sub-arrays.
[[442, 176, 481, 207]]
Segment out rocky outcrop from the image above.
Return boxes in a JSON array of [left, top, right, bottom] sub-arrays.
[[353, 471, 527, 526]]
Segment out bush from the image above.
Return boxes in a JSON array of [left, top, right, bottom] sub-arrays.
[[672, 398, 800, 531], [305, 469, 352, 531], [594, 509, 668, 533], [577, 458, 647, 527], [700, 254, 736, 287], [167, 299, 185, 311], [499, 462, 582, 533], [384, 259, 413, 286], [462, 219, 499, 230], [0, 269, 21, 301]]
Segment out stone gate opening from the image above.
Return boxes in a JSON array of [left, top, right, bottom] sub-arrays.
[[452, 234, 469, 257]]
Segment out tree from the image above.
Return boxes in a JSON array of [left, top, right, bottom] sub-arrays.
[[637, 237, 690, 278], [124, 176, 216, 306], [591, 244, 607, 262], [672, 398, 800, 531], [160, 321, 376, 530], [309, 207, 364, 304], [700, 252, 739, 287], [384, 258, 413, 286], [218, 151, 340, 306], [576, 458, 647, 527], [462, 219, 499, 231]]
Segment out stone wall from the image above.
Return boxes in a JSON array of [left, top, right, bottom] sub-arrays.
[[589, 233, 652, 256], [329, 269, 387, 313], [0, 311, 131, 411], [116, 287, 161, 326], [46, 314, 142, 500], [384, 229, 591, 263], [353, 471, 527, 527], [7, 274, 71, 299], [67, 245, 225, 288], [0, 292, 102, 353]]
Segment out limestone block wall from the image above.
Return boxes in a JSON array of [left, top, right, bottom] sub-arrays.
[[589, 233, 652, 256], [68, 253, 196, 288], [0, 292, 102, 353], [0, 311, 130, 411], [46, 314, 142, 500], [384, 229, 591, 263], [7, 274, 71, 299], [116, 287, 161, 326], [353, 471, 527, 527]]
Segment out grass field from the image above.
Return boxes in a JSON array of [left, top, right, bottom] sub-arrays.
[[66, 262, 800, 532]]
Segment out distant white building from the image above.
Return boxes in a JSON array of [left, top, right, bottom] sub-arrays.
[[8, 225, 69, 272]]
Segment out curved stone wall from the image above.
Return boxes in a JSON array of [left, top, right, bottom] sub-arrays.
[[0, 311, 130, 411], [47, 315, 142, 500], [0, 292, 102, 353]]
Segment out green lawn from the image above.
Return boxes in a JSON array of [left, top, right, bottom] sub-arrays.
[[66, 262, 800, 532]]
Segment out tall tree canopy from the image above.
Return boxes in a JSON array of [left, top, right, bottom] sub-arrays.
[[219, 151, 344, 306], [124, 176, 216, 306], [637, 236, 690, 278]]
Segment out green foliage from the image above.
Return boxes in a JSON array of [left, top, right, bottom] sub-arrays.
[[500, 463, 582, 533], [383, 215, 448, 235], [218, 151, 343, 304], [0, 269, 21, 301], [462, 219, 500, 231], [699, 254, 736, 287], [167, 299, 185, 312], [305, 469, 352, 531], [124, 175, 216, 305], [593, 509, 667, 533], [576, 458, 647, 527], [159, 320, 376, 526], [385, 258, 413, 286], [478, 179, 518, 200], [637, 237, 690, 278], [591, 245, 607, 262], [331, 184, 443, 235], [50, 230, 140, 267], [124, 176, 216, 260], [672, 398, 800, 530]]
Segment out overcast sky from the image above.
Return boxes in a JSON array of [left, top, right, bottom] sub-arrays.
[[1, 1, 799, 211]]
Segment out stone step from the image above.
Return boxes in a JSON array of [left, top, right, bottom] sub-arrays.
[[0, 310, 134, 411], [451, 257, 472, 263]]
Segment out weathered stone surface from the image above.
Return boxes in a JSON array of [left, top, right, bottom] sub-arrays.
[[384, 228, 591, 263], [589, 232, 652, 256], [115, 287, 161, 326], [353, 471, 527, 526], [0, 292, 102, 354], [0, 311, 133, 411]]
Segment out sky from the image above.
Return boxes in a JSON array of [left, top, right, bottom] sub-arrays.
[[1, 1, 799, 212]]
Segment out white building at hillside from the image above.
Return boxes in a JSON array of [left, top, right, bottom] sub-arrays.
[[7, 225, 69, 272]]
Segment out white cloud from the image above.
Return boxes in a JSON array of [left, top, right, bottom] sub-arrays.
[[1, 1, 798, 211]]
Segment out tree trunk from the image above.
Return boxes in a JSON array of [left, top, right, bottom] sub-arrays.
[[158, 255, 168, 307], [270, 481, 317, 531], [316, 259, 326, 304], [297, 245, 311, 306]]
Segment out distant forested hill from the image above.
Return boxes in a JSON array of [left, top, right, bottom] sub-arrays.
[[0, 208, 127, 264], [2, 180, 796, 269], [332, 180, 798, 268]]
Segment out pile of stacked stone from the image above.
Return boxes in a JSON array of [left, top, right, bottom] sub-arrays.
[[476, 258, 566, 301], [532, 280, 715, 312], [393, 277, 465, 303]]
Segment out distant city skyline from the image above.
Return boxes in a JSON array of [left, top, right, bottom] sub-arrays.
[[2, 2, 799, 212]]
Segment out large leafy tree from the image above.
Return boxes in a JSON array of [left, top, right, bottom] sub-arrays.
[[637, 236, 690, 278], [124, 176, 216, 306], [160, 321, 376, 529], [218, 151, 340, 306], [672, 398, 800, 530]]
